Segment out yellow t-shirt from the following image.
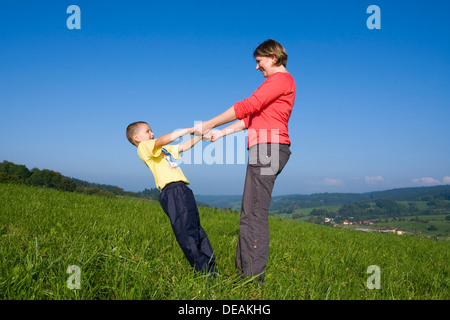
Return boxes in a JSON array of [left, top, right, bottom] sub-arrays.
[[137, 139, 190, 190]]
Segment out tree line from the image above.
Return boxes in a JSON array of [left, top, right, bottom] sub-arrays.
[[309, 198, 450, 223], [269, 185, 450, 213], [0, 160, 160, 200]]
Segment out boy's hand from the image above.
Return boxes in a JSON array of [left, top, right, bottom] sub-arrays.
[[188, 127, 195, 135]]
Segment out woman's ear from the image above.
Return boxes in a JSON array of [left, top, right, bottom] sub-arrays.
[[270, 55, 277, 66]]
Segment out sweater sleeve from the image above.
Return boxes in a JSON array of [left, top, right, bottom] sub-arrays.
[[234, 73, 288, 119]]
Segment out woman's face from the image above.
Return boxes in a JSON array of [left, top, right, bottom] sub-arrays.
[[255, 56, 276, 77]]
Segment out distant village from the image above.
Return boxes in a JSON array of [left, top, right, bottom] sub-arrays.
[[323, 217, 405, 235]]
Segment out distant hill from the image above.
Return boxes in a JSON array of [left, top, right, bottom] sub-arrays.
[[0, 160, 160, 200], [196, 195, 243, 211], [197, 185, 450, 212]]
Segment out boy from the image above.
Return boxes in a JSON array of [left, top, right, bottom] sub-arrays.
[[126, 121, 217, 274]]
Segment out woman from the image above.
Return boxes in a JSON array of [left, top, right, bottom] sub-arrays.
[[194, 39, 296, 282]]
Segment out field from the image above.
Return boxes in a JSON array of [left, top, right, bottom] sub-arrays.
[[289, 202, 450, 239], [0, 183, 449, 300]]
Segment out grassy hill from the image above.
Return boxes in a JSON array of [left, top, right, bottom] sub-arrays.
[[1, 183, 449, 300]]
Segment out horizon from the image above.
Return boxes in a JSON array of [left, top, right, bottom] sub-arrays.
[[3, 157, 449, 198], [1, 1, 449, 196]]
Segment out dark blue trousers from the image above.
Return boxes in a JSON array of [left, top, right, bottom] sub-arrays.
[[158, 181, 216, 273]]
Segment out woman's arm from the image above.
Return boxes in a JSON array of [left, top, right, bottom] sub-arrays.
[[193, 106, 237, 135], [195, 73, 290, 136], [204, 119, 246, 142]]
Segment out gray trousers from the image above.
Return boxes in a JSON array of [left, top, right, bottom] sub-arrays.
[[235, 143, 291, 282]]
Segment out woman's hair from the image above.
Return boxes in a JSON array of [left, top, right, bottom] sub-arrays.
[[126, 121, 148, 146], [253, 39, 288, 67]]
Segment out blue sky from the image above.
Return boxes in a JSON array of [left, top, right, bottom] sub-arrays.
[[1, 0, 449, 195]]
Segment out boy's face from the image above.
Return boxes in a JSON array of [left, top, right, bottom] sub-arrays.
[[134, 123, 154, 145]]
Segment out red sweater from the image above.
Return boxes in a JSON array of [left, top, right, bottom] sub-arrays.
[[234, 72, 296, 148]]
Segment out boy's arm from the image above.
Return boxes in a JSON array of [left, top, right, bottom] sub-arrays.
[[154, 128, 190, 148], [178, 135, 202, 153]]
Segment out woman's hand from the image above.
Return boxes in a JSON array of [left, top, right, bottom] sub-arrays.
[[193, 121, 213, 136], [203, 130, 224, 142]]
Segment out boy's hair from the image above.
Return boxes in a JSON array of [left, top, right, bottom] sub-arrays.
[[253, 39, 288, 67], [126, 121, 148, 146]]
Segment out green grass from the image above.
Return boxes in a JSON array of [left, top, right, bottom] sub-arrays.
[[1, 183, 449, 299]]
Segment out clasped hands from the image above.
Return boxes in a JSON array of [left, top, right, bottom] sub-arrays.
[[188, 121, 223, 142]]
